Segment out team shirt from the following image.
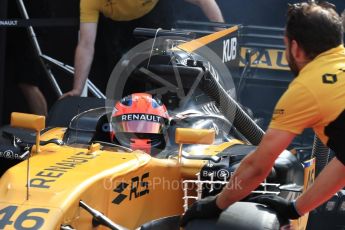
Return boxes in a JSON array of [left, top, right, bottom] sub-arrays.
[[80, 0, 158, 23], [269, 45, 345, 164]]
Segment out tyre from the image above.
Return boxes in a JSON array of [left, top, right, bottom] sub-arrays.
[[186, 202, 289, 230]]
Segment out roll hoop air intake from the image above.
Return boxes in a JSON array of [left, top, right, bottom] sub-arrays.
[[201, 72, 265, 145]]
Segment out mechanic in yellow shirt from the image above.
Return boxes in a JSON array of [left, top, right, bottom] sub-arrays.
[[61, 0, 224, 98], [181, 1, 345, 225]]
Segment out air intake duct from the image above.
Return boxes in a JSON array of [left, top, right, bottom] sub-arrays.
[[201, 73, 264, 145]]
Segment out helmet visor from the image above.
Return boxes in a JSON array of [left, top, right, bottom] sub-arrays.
[[112, 114, 168, 134], [116, 120, 163, 134]]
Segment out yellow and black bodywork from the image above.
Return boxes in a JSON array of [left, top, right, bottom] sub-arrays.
[[0, 112, 315, 230], [0, 27, 315, 230]]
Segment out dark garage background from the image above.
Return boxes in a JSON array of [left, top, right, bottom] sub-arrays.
[[1, 0, 345, 125]]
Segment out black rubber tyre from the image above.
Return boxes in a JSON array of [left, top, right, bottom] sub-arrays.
[[186, 202, 290, 230], [140, 215, 180, 230], [139, 202, 290, 230]]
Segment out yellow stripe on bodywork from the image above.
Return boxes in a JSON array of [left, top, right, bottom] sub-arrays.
[[177, 26, 239, 53]]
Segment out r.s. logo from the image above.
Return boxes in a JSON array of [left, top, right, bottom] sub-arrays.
[[112, 172, 150, 205]]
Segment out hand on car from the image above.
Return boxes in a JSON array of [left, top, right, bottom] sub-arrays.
[[180, 195, 223, 227], [59, 89, 82, 100], [250, 195, 301, 220]]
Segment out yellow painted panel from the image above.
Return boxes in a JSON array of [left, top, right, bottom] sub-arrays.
[[0, 124, 261, 230], [240, 47, 289, 71], [0, 202, 62, 230], [39, 127, 66, 141], [106, 158, 183, 229], [291, 158, 316, 230], [303, 158, 315, 190]]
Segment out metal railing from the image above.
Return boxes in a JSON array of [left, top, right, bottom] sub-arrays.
[[182, 172, 280, 212]]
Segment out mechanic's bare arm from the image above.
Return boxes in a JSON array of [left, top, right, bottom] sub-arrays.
[[296, 157, 345, 215], [61, 22, 97, 98], [184, 0, 224, 22], [216, 129, 296, 209]]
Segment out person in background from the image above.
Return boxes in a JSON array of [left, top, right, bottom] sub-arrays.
[[61, 0, 224, 98], [181, 1, 345, 226]]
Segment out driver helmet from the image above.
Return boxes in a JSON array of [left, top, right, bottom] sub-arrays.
[[110, 93, 170, 155]]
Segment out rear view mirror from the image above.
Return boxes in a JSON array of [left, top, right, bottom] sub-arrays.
[[175, 128, 215, 163], [175, 128, 215, 145], [11, 112, 46, 153]]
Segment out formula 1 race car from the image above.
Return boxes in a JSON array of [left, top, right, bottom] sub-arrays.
[[0, 26, 316, 230]]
